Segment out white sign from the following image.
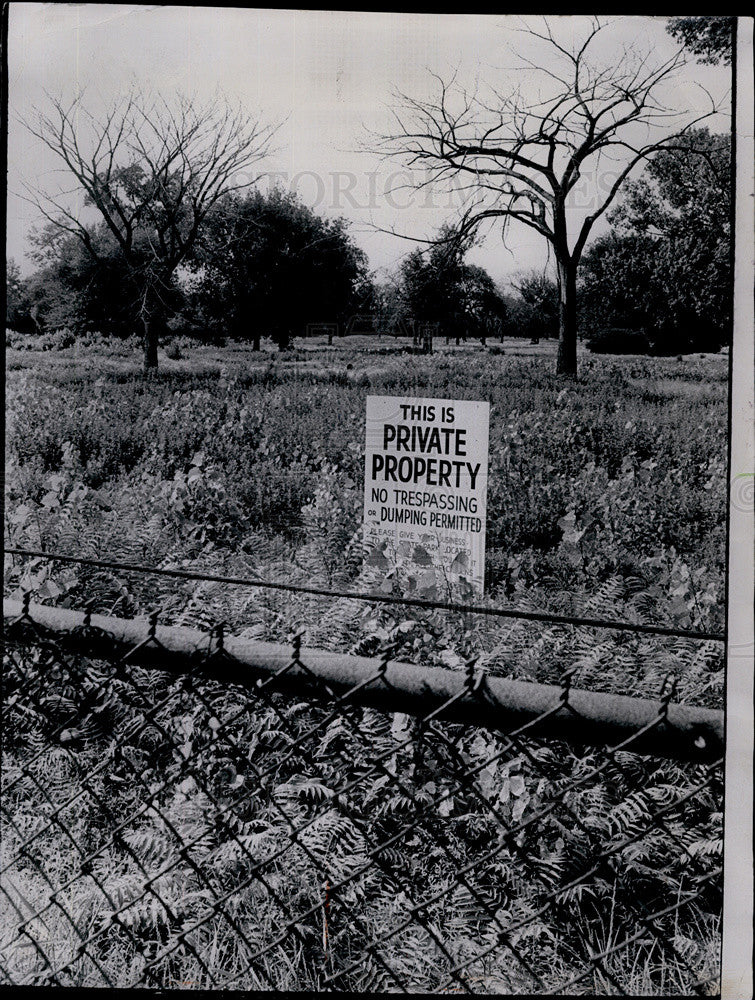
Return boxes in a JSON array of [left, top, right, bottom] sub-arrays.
[[363, 395, 489, 597]]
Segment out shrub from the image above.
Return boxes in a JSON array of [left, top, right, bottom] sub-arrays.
[[586, 328, 651, 355]]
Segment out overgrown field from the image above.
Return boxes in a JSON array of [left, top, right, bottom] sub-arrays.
[[2, 337, 727, 991], [5, 337, 728, 703]]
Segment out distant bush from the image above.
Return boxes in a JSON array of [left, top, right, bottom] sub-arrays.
[[165, 339, 182, 360], [7, 328, 57, 351], [645, 321, 728, 357], [18, 328, 79, 351], [6, 327, 137, 355], [586, 328, 651, 355], [164, 313, 225, 344]]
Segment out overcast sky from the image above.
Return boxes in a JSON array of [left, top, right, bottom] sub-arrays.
[[6, 6, 731, 286]]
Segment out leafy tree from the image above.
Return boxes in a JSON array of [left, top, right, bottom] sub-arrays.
[[19, 256, 78, 336], [580, 128, 731, 353], [5, 259, 34, 332], [378, 17, 723, 374], [399, 226, 506, 343], [189, 187, 372, 350], [24, 221, 181, 338], [370, 278, 406, 336], [457, 265, 508, 342], [22, 91, 276, 371], [667, 16, 734, 64], [579, 233, 658, 340], [399, 246, 449, 335], [504, 272, 559, 342]]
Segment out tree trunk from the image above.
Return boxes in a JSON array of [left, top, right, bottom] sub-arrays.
[[139, 275, 170, 374], [30, 304, 43, 334], [252, 331, 261, 351], [142, 314, 159, 372], [556, 257, 578, 376]]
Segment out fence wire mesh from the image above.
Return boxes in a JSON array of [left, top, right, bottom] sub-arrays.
[[1, 600, 723, 994]]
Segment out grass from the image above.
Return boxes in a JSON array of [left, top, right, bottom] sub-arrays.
[[2, 333, 727, 992]]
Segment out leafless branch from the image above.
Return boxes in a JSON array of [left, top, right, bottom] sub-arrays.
[[19, 87, 279, 369], [372, 18, 725, 266], [21, 89, 280, 272]]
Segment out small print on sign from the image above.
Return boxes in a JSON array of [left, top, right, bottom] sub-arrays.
[[363, 395, 489, 598]]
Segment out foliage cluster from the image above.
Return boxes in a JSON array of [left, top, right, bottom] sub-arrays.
[[580, 129, 731, 355], [185, 187, 373, 349], [667, 16, 734, 65], [8, 185, 373, 354], [391, 226, 508, 343], [501, 274, 559, 343], [18, 223, 160, 339]]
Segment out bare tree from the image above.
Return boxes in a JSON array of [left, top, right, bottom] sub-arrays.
[[377, 17, 724, 374], [22, 90, 277, 371]]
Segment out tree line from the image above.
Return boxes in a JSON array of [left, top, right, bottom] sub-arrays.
[[8, 121, 731, 360], [7, 16, 733, 373]]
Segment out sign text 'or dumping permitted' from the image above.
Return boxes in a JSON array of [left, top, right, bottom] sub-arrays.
[[363, 395, 489, 597]]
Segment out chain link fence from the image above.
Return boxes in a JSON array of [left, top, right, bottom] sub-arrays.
[[1, 599, 723, 994]]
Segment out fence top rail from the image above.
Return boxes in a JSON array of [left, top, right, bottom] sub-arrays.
[[3, 599, 724, 762], [4, 546, 727, 642]]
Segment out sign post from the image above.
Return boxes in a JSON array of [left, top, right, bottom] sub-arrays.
[[363, 395, 489, 598]]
